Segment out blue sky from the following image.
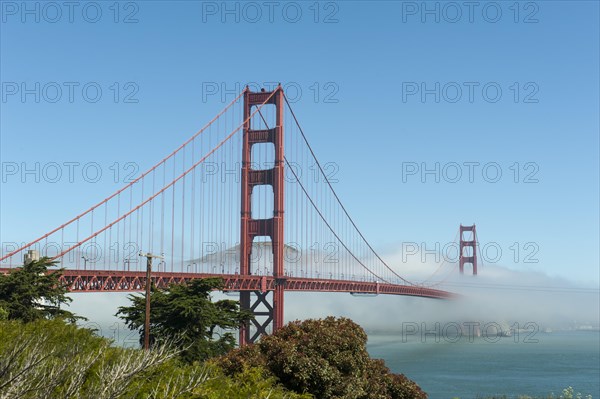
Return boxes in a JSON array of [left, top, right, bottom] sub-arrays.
[[1, 1, 599, 286]]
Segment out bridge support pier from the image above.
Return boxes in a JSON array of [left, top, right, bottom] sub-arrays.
[[239, 286, 285, 344], [239, 86, 286, 346]]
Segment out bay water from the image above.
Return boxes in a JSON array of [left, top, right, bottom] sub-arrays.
[[366, 331, 600, 399]]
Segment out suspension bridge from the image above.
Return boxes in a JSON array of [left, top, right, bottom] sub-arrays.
[[0, 86, 478, 344]]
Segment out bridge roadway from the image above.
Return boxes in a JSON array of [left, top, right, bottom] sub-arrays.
[[0, 268, 454, 299]]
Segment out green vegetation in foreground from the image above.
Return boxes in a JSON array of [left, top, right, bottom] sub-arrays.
[[0, 317, 425, 399], [0, 258, 427, 398], [217, 316, 427, 399], [0, 319, 308, 398]]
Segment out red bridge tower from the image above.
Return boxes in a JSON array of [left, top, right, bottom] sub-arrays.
[[239, 86, 285, 345], [459, 224, 478, 275]]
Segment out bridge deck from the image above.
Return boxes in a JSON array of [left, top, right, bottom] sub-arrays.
[[0, 268, 454, 299]]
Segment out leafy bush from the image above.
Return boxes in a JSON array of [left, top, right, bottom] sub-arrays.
[[195, 366, 312, 399], [0, 307, 8, 321], [0, 319, 304, 399], [218, 316, 427, 399]]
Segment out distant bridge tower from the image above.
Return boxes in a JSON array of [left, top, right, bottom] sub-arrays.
[[459, 224, 477, 275], [239, 86, 285, 345]]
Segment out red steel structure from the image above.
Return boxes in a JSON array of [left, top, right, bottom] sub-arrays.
[[459, 224, 478, 275], [0, 86, 462, 345], [0, 269, 452, 299], [239, 87, 286, 344]]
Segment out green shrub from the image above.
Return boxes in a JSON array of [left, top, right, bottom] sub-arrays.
[[218, 317, 427, 399], [195, 366, 312, 399], [0, 319, 304, 399]]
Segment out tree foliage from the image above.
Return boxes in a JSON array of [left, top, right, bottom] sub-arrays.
[[0, 257, 80, 323], [195, 366, 312, 399], [218, 317, 427, 399], [0, 319, 308, 399], [116, 277, 253, 362], [0, 319, 184, 398]]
